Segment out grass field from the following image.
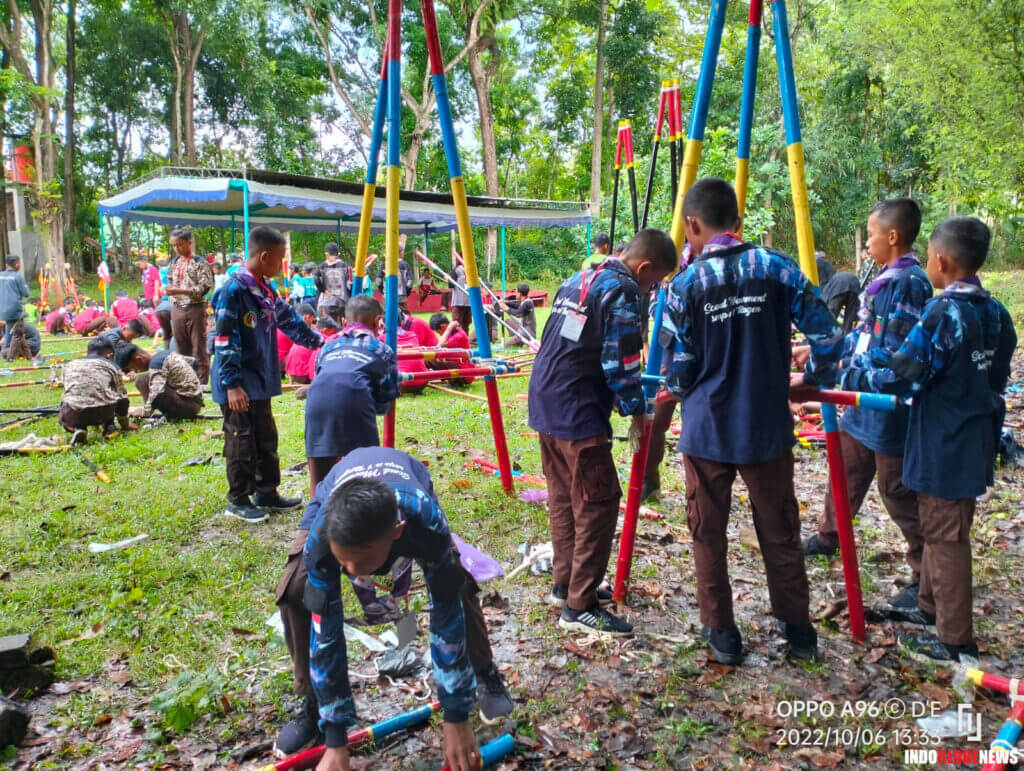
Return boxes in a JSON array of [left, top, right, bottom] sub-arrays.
[[1, 269, 1022, 768]]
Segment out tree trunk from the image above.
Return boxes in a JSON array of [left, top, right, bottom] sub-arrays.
[[588, 0, 609, 217], [466, 33, 500, 271], [0, 50, 10, 261], [175, 12, 204, 166], [64, 0, 76, 256]]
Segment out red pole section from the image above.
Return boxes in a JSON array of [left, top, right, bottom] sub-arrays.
[[484, 378, 514, 493], [966, 668, 1024, 696], [398, 365, 516, 383], [749, 0, 763, 24], [396, 349, 471, 361], [624, 122, 635, 166], [822, 403, 865, 642], [615, 123, 625, 167], [613, 422, 653, 602], [420, 0, 445, 75], [382, 405, 396, 447]]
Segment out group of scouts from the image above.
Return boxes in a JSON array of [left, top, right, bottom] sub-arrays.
[[6, 172, 1017, 769]]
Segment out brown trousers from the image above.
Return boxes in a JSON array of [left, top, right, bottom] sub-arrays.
[[59, 397, 129, 431], [917, 494, 975, 645], [135, 371, 203, 420], [276, 530, 494, 696], [817, 431, 922, 581], [684, 451, 810, 630], [538, 433, 621, 610], [220, 399, 280, 504], [644, 397, 678, 486], [171, 303, 209, 383], [307, 456, 341, 499], [451, 305, 473, 335], [155, 310, 173, 349], [83, 315, 116, 335]]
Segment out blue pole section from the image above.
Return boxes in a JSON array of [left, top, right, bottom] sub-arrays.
[[735, 0, 762, 230], [353, 71, 389, 296], [230, 214, 235, 253], [500, 225, 506, 302], [586, 220, 591, 263], [479, 734, 515, 767]]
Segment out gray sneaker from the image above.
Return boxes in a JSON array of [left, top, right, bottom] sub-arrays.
[[476, 664, 513, 725], [224, 500, 269, 523]]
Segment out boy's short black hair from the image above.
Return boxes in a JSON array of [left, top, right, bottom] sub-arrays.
[[346, 295, 382, 327], [296, 302, 317, 317], [114, 342, 140, 371], [682, 177, 739, 231], [613, 242, 626, 254], [620, 229, 678, 272], [6, 254, 21, 267], [63, 296, 75, 305], [141, 299, 154, 309], [516, 282, 530, 295], [124, 319, 146, 336], [303, 262, 317, 273], [930, 216, 990, 273], [429, 312, 449, 331], [318, 317, 340, 332], [324, 241, 340, 256], [87, 338, 115, 357], [320, 297, 346, 324], [249, 226, 286, 255], [592, 233, 610, 249], [323, 477, 399, 548], [116, 289, 127, 297], [871, 198, 921, 246], [170, 227, 193, 241]]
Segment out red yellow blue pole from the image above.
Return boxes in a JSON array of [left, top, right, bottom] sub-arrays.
[[669, 0, 729, 252], [609, 121, 625, 247], [771, 0, 818, 284], [735, 0, 762, 237], [382, 0, 402, 448], [640, 82, 668, 229], [420, 0, 514, 493], [353, 39, 390, 296], [983, 701, 1024, 771], [623, 119, 639, 234], [667, 79, 680, 205]]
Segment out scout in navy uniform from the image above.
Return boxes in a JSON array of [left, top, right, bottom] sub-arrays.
[[841, 217, 1017, 662], [211, 226, 323, 524], [272, 447, 513, 765], [663, 178, 843, 664], [801, 199, 934, 614], [528, 228, 677, 639], [304, 295, 398, 496]]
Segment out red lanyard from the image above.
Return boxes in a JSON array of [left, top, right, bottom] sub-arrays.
[[579, 261, 606, 304], [252, 273, 275, 298]]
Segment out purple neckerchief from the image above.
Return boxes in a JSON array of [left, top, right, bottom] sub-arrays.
[[865, 253, 919, 296], [341, 322, 373, 337], [943, 277, 986, 296], [700, 232, 744, 255], [233, 266, 278, 329]]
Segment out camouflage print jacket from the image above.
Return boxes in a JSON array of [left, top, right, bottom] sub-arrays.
[[62, 355, 126, 410], [143, 351, 203, 416], [167, 256, 213, 307]]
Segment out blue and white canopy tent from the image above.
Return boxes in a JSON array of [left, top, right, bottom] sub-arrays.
[[97, 168, 593, 285]]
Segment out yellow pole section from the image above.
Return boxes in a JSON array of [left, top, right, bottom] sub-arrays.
[[354, 182, 376, 281], [450, 176, 480, 288], [785, 141, 819, 285]]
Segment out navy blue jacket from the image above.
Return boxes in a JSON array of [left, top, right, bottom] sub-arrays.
[[841, 282, 1017, 499], [0, 269, 29, 320], [528, 259, 645, 440], [211, 275, 321, 404], [301, 448, 475, 747], [840, 260, 933, 455], [663, 242, 843, 464]]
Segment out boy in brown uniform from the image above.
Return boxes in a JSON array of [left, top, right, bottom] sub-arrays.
[[166, 227, 213, 383], [59, 338, 132, 438]]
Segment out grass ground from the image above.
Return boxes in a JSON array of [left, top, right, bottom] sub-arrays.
[[1, 270, 1023, 769]]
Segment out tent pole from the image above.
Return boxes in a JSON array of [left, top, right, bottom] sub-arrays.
[[586, 220, 591, 262], [382, 0, 402, 448], [230, 214, 235, 253], [421, 0, 513, 493], [499, 225, 506, 344], [99, 211, 108, 312], [242, 181, 251, 261]]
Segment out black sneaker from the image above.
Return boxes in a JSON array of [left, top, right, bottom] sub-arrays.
[[882, 605, 936, 625], [641, 479, 660, 502], [224, 499, 269, 524], [558, 605, 633, 639], [803, 533, 838, 558], [702, 626, 743, 665], [783, 622, 819, 661], [546, 584, 613, 608], [476, 663, 514, 725], [254, 491, 303, 511], [900, 632, 978, 662], [273, 696, 322, 758], [887, 582, 919, 610]]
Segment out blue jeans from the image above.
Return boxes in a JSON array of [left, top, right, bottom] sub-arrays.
[[1, 316, 21, 350]]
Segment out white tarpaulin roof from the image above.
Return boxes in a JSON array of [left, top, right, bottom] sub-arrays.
[[98, 168, 591, 234]]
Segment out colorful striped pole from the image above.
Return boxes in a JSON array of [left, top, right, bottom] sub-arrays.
[[615, 1, 727, 603], [623, 120, 639, 235], [771, 0, 818, 283], [966, 669, 1024, 697], [353, 40, 390, 296], [440, 733, 515, 770], [609, 121, 625, 247], [640, 82, 669, 229], [398, 365, 517, 384], [735, 0, 762, 236], [667, 80, 680, 205], [420, 0, 514, 492], [381, 0, 402, 448], [669, 0, 729, 251], [983, 701, 1024, 771], [258, 702, 441, 771]]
